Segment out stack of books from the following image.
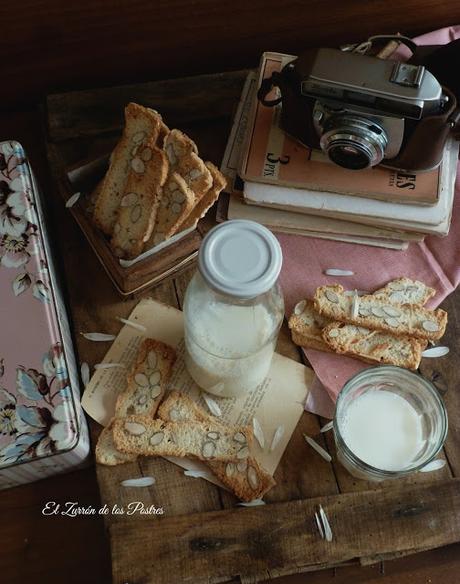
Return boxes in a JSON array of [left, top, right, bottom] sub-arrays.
[[218, 53, 459, 250]]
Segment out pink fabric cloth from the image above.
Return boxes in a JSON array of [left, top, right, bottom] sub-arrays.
[[277, 26, 460, 408]]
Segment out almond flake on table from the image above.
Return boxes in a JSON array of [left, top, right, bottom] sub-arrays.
[[324, 268, 354, 276], [419, 459, 447, 473], [81, 332, 116, 342], [80, 362, 90, 386], [320, 421, 333, 433], [121, 477, 155, 487], [65, 191, 81, 208], [421, 346, 450, 358], [318, 504, 333, 542], [117, 317, 147, 332], [184, 470, 213, 479], [252, 417, 265, 449], [202, 393, 222, 417], [303, 434, 332, 462], [314, 511, 325, 539], [270, 425, 285, 452]]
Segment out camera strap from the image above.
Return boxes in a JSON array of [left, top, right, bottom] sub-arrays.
[[257, 72, 284, 107], [366, 35, 417, 56]]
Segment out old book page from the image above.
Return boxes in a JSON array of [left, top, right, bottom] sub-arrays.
[[82, 298, 313, 480]]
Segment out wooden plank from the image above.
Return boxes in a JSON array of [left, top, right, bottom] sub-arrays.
[[110, 478, 460, 584], [46, 71, 248, 141], [420, 292, 460, 476]]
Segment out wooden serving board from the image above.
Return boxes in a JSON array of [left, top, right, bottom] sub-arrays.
[[45, 71, 460, 584]]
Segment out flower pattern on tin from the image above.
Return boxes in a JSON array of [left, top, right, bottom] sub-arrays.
[[0, 343, 75, 466], [0, 142, 50, 303]]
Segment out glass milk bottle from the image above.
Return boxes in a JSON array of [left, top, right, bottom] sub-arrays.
[[183, 220, 284, 398]]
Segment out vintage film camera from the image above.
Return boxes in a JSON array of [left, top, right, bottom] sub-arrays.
[[258, 36, 460, 172]]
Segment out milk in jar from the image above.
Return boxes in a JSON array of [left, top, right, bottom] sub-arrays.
[[333, 366, 448, 481], [183, 220, 284, 397], [339, 390, 424, 471]]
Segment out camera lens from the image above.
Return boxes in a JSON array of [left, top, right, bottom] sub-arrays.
[[328, 143, 371, 170], [319, 115, 388, 170]]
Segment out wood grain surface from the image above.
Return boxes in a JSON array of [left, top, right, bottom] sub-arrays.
[[111, 479, 460, 584], [41, 68, 460, 583], [2, 74, 460, 584], [3, 1, 460, 109]]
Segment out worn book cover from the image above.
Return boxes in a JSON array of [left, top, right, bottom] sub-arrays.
[[227, 193, 427, 250], [239, 51, 442, 206], [244, 136, 457, 235]]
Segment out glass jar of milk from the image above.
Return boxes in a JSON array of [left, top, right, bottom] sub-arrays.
[[183, 220, 284, 398], [333, 366, 448, 481]]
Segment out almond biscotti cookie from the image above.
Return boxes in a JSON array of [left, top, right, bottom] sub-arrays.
[[322, 322, 427, 369], [314, 284, 447, 341], [164, 130, 212, 203], [177, 152, 213, 201], [157, 390, 210, 424], [113, 416, 253, 462], [95, 420, 137, 466], [115, 339, 176, 418], [146, 172, 195, 246], [288, 299, 332, 352], [163, 129, 198, 163], [289, 278, 434, 351], [96, 339, 176, 466], [93, 103, 165, 235], [111, 141, 169, 258], [158, 392, 275, 501], [374, 277, 436, 306], [178, 162, 227, 231]]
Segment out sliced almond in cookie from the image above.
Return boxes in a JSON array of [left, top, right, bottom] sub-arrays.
[[374, 277, 436, 306], [175, 152, 213, 202], [288, 298, 332, 352], [157, 391, 274, 502], [95, 420, 137, 466], [110, 140, 168, 259], [314, 285, 447, 341], [322, 321, 427, 370], [164, 129, 198, 165], [145, 172, 195, 247], [112, 415, 252, 462], [93, 103, 165, 235], [177, 162, 227, 231], [115, 339, 176, 418]]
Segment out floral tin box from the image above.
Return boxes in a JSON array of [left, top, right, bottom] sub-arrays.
[[0, 140, 90, 489]]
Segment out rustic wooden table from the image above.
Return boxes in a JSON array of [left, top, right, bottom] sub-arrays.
[[1, 96, 460, 584]]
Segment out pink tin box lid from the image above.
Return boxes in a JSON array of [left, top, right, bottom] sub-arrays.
[[0, 140, 84, 468]]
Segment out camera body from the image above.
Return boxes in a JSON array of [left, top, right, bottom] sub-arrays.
[[258, 46, 459, 172]]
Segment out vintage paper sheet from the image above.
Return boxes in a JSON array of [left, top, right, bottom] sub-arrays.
[[82, 298, 313, 482]]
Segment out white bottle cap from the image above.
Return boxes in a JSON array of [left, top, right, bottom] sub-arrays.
[[198, 220, 283, 298]]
